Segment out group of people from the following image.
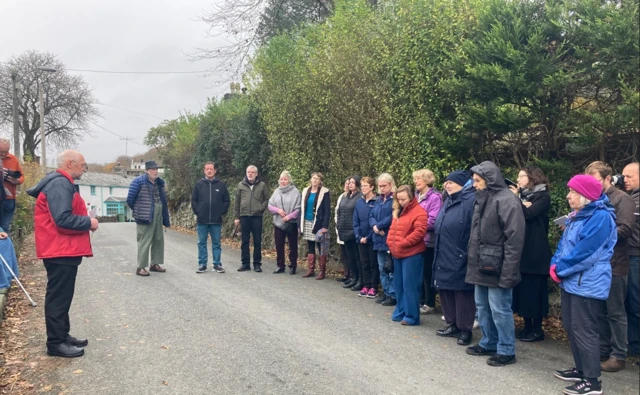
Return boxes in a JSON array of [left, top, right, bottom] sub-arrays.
[[25, 147, 639, 395]]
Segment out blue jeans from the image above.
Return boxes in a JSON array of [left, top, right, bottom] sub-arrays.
[[392, 253, 424, 325], [197, 223, 222, 267], [626, 255, 640, 356], [1, 199, 16, 234], [475, 285, 516, 356], [377, 251, 395, 297]]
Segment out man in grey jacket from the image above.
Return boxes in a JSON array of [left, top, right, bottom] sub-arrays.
[[234, 165, 270, 272], [465, 161, 525, 367], [622, 162, 639, 361]]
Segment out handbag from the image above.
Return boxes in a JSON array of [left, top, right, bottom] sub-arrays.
[[280, 195, 297, 234], [477, 201, 504, 276]]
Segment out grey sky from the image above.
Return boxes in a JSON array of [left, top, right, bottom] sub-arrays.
[[0, 0, 231, 164]]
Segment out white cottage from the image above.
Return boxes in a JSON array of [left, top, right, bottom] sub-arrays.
[[76, 172, 135, 220]]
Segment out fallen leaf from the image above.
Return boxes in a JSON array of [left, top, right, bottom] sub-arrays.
[[162, 381, 169, 385], [73, 370, 83, 374], [161, 345, 170, 350]]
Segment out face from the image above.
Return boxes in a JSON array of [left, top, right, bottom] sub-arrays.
[[343, 179, 349, 193], [204, 164, 216, 179], [444, 180, 463, 195], [517, 170, 529, 189], [310, 175, 320, 187], [279, 174, 290, 187], [567, 188, 583, 210], [587, 171, 608, 191], [146, 168, 159, 181], [413, 176, 426, 191], [348, 178, 358, 192], [70, 155, 88, 180], [378, 180, 391, 195], [472, 174, 487, 190], [396, 191, 410, 208], [246, 167, 258, 181], [361, 181, 373, 195], [0, 143, 9, 160], [623, 164, 639, 191]]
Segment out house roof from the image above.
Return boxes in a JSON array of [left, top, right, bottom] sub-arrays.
[[76, 172, 135, 187], [104, 196, 128, 203]]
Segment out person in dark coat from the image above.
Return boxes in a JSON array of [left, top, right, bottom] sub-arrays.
[[509, 167, 552, 342], [337, 176, 363, 291], [433, 170, 476, 346], [465, 161, 525, 367], [369, 173, 397, 306], [353, 177, 379, 298]]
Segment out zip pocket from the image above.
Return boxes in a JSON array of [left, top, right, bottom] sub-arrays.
[[578, 272, 583, 286]]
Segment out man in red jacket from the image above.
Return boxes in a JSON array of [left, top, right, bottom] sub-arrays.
[[27, 150, 98, 358]]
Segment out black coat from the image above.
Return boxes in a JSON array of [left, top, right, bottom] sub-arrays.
[[432, 185, 476, 291], [336, 191, 362, 242], [191, 178, 231, 224], [519, 188, 552, 275]]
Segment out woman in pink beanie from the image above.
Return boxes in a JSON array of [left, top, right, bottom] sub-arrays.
[[550, 174, 617, 394]]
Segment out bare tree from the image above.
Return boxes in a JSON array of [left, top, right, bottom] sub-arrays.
[[0, 51, 99, 161], [189, 0, 334, 81]]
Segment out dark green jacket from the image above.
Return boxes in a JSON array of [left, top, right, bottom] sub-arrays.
[[235, 177, 270, 217]]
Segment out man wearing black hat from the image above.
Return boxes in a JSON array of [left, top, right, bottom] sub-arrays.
[[126, 160, 171, 276]]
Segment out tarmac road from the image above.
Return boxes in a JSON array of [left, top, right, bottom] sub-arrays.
[[45, 223, 640, 394]]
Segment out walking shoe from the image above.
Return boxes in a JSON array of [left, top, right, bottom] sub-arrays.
[[237, 265, 251, 272], [66, 336, 88, 348], [420, 305, 435, 315], [554, 367, 583, 382], [473, 320, 480, 329], [466, 344, 497, 356], [350, 281, 364, 292], [289, 266, 296, 275], [436, 324, 461, 337], [358, 287, 369, 297], [254, 265, 262, 272], [457, 331, 472, 346], [47, 343, 85, 358], [136, 268, 150, 277], [273, 267, 285, 274], [375, 294, 388, 304], [487, 354, 516, 367], [150, 264, 166, 272], [441, 315, 445, 321], [196, 266, 207, 273], [213, 265, 225, 273], [366, 288, 378, 299], [381, 297, 397, 306], [563, 379, 602, 395], [520, 330, 545, 342], [600, 356, 625, 372]]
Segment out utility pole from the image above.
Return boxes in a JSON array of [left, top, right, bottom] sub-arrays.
[[120, 137, 134, 169], [10, 71, 20, 160], [39, 85, 46, 167]]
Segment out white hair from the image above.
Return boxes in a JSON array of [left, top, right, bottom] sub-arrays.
[[0, 138, 10, 146], [377, 172, 397, 193], [577, 195, 592, 209], [57, 150, 80, 168], [247, 165, 258, 173], [280, 170, 292, 184]]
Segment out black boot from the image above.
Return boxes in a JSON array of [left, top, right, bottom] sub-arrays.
[[343, 277, 358, 288], [350, 281, 364, 292], [457, 331, 472, 345]]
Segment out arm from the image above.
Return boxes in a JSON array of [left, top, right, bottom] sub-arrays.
[[400, 211, 428, 248], [319, 192, 331, 229], [47, 180, 91, 232], [522, 193, 550, 221], [614, 194, 635, 241], [556, 211, 616, 277], [15, 161, 25, 185], [221, 185, 231, 215], [426, 195, 442, 231], [377, 211, 392, 231], [126, 178, 141, 209], [285, 209, 300, 221], [191, 183, 199, 214], [498, 198, 526, 287], [268, 205, 280, 215], [260, 183, 270, 213], [234, 186, 241, 218], [353, 203, 361, 240]]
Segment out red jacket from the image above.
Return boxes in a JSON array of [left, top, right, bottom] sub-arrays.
[[387, 198, 428, 259], [27, 170, 93, 260]]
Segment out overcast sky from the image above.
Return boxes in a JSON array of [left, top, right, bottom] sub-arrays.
[[0, 0, 232, 165]]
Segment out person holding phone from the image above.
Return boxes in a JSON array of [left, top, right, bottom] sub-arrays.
[[509, 167, 552, 343]]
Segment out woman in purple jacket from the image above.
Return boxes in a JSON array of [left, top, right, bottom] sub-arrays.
[[413, 169, 443, 315]]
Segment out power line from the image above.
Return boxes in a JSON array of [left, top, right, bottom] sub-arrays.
[[89, 121, 146, 146], [67, 68, 211, 75], [97, 103, 165, 120]]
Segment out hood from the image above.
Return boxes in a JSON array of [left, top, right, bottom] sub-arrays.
[[26, 171, 68, 198], [470, 161, 507, 191], [202, 177, 219, 184], [574, 193, 616, 220]]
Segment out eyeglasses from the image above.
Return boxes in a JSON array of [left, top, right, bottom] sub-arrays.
[[72, 160, 88, 170]]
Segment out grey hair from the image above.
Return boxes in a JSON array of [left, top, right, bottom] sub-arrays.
[[377, 173, 397, 193], [247, 165, 258, 173], [279, 170, 293, 184], [577, 195, 592, 209], [57, 150, 80, 168], [0, 138, 10, 146]]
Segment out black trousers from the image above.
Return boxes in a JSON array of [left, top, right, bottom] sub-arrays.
[[274, 226, 298, 268], [358, 242, 379, 288], [420, 248, 437, 307], [344, 240, 361, 280], [44, 260, 79, 347], [240, 216, 263, 267]]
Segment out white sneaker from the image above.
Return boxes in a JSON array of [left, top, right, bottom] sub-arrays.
[[419, 305, 435, 315], [441, 315, 445, 321], [473, 320, 480, 330]]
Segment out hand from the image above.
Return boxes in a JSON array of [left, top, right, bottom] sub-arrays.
[[234, 219, 240, 226], [549, 264, 561, 284], [509, 185, 519, 195], [0, 232, 7, 239], [559, 224, 566, 231], [320, 228, 328, 234], [360, 237, 367, 244], [90, 218, 99, 231], [283, 216, 289, 222], [5, 176, 16, 184], [523, 201, 532, 208], [379, 230, 385, 236], [278, 209, 287, 217], [373, 225, 379, 234]]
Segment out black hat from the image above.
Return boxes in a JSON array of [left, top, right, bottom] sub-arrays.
[[446, 170, 470, 187], [145, 161, 159, 170]]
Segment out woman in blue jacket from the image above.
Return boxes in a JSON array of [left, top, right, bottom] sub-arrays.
[[432, 170, 476, 346], [353, 177, 378, 298], [551, 175, 616, 395], [368, 173, 397, 306]]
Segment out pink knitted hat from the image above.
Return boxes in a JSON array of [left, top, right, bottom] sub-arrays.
[[567, 174, 603, 201]]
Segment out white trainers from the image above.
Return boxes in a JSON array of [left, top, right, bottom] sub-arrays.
[[420, 305, 435, 315], [473, 320, 480, 330], [441, 315, 445, 321]]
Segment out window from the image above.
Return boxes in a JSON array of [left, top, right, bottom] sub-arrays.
[[105, 203, 122, 216], [90, 186, 96, 195]]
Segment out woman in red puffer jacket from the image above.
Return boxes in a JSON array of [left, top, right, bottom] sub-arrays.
[[387, 185, 428, 326]]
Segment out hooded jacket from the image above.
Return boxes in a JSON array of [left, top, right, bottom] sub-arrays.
[[191, 177, 231, 224], [300, 186, 330, 234], [387, 198, 427, 259], [519, 185, 553, 275], [432, 184, 475, 291], [369, 193, 393, 251], [466, 161, 525, 289], [235, 176, 270, 217], [27, 170, 92, 260], [553, 195, 617, 300]]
